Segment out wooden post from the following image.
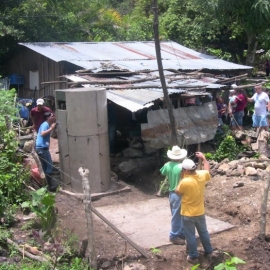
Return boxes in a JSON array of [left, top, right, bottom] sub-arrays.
[[260, 173, 270, 238], [152, 0, 178, 146], [78, 167, 97, 269]]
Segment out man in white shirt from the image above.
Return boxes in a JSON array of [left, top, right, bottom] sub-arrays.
[[248, 85, 270, 132]]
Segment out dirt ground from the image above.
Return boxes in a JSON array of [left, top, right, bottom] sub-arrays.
[[42, 138, 270, 270]]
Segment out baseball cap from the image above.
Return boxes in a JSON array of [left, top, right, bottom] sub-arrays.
[[229, 89, 235, 93], [36, 98, 44, 105], [182, 159, 197, 170]]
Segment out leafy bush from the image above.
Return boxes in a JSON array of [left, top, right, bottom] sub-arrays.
[[21, 187, 57, 233], [211, 135, 241, 162], [0, 89, 30, 226]]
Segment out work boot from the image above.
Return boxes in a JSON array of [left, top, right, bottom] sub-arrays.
[[46, 174, 58, 192], [169, 237, 185, 245]]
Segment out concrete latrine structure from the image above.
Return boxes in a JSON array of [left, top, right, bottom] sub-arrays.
[[55, 87, 110, 193]]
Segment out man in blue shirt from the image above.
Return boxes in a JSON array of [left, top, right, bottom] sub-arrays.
[[36, 112, 57, 191]]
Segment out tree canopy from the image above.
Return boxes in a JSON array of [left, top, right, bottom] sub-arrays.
[[1, 0, 270, 70]]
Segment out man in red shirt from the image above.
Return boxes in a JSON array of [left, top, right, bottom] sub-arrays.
[[30, 98, 52, 132]]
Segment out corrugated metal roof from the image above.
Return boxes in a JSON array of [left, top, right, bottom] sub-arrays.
[[64, 73, 225, 112], [19, 41, 252, 71]]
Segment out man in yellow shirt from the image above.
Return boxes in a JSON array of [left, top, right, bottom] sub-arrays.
[[175, 152, 213, 264]]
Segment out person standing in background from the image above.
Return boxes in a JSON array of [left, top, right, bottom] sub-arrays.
[[160, 146, 187, 245], [248, 85, 270, 132], [36, 112, 58, 192], [30, 98, 52, 133]]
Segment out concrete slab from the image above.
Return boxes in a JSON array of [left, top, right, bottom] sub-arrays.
[[95, 198, 234, 249]]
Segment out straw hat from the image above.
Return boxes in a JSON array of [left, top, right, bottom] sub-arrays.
[[167, 146, 187, 160]]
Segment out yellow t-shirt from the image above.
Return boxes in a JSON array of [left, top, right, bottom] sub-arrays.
[[175, 170, 210, 216]]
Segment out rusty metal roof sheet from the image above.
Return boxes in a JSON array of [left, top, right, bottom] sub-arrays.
[[19, 41, 252, 71], [64, 74, 223, 112]]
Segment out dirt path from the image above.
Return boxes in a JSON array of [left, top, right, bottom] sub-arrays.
[[49, 138, 270, 269]]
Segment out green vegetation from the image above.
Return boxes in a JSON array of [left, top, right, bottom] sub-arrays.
[[0, 257, 88, 270], [214, 252, 246, 270], [0, 89, 30, 226], [21, 187, 57, 234]]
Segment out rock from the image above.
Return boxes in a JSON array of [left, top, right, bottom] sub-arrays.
[[143, 142, 157, 155], [130, 142, 143, 149], [118, 160, 137, 173], [111, 171, 118, 181], [0, 257, 8, 263], [218, 163, 230, 174], [23, 140, 33, 153], [229, 169, 242, 177], [123, 263, 147, 270], [220, 158, 230, 164], [233, 182, 244, 188], [251, 142, 258, 151], [237, 151, 256, 158], [253, 163, 266, 169], [234, 130, 246, 140], [101, 261, 111, 269], [236, 164, 245, 176], [245, 167, 257, 176], [228, 160, 238, 169], [240, 157, 249, 161], [259, 154, 269, 160], [122, 148, 143, 158], [257, 169, 267, 179], [266, 165, 270, 173]]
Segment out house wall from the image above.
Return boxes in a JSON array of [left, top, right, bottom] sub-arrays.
[[5, 48, 78, 98]]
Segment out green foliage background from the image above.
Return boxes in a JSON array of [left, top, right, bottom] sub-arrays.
[[0, 89, 29, 225]]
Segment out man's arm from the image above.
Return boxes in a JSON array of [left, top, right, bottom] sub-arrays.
[[41, 123, 56, 137], [247, 97, 254, 102], [195, 152, 210, 171]]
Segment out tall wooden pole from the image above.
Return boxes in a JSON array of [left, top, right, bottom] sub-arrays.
[[78, 167, 97, 269], [152, 0, 178, 146]]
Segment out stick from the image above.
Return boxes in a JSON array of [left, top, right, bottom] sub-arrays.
[[91, 207, 149, 259], [7, 238, 48, 263]]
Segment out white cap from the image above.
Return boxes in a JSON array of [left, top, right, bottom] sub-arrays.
[[36, 98, 44, 105], [182, 159, 197, 170], [231, 84, 237, 88], [229, 89, 235, 93]]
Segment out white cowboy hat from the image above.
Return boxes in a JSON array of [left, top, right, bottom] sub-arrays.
[[167, 146, 187, 160]]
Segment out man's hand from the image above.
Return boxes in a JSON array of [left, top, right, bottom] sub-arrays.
[[195, 152, 206, 160], [195, 152, 210, 171], [51, 123, 57, 129]]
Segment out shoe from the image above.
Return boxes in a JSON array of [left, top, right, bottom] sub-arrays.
[[187, 255, 199, 264], [169, 238, 185, 245]]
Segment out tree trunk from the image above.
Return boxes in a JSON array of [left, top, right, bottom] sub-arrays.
[[246, 34, 258, 67], [152, 0, 178, 146]]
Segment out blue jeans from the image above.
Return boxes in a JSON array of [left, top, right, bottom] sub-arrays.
[[231, 110, 244, 127], [169, 192, 185, 239], [36, 149, 53, 175], [182, 214, 212, 258]]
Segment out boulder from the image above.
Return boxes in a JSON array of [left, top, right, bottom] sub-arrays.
[[118, 160, 137, 173]]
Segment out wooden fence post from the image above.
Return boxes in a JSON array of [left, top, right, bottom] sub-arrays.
[[78, 167, 97, 269]]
